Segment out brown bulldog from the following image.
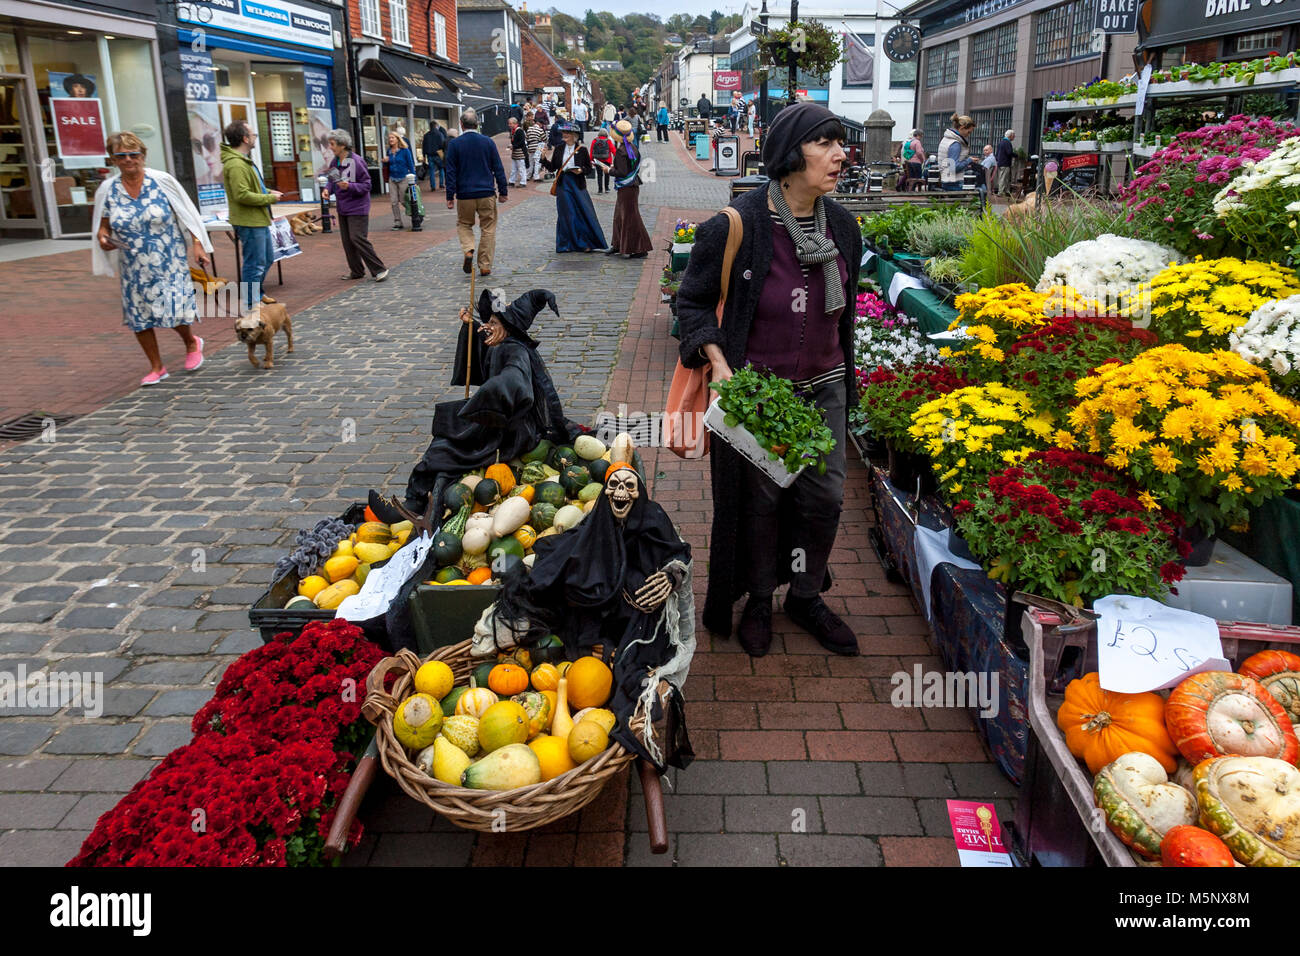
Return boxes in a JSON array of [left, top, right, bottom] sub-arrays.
[[235, 302, 293, 369]]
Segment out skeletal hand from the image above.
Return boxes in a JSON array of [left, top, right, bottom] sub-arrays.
[[624, 570, 672, 613]]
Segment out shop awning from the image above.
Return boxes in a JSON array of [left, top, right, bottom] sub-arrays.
[[1139, 0, 1298, 49], [442, 71, 499, 108], [375, 50, 460, 108]]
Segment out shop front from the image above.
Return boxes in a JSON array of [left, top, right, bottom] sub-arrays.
[[0, 0, 168, 238], [167, 0, 348, 218], [356, 48, 461, 193]]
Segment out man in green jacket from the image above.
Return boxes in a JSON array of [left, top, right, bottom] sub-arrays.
[[220, 120, 283, 312]]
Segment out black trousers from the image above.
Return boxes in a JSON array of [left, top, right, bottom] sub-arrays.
[[595, 166, 610, 192], [742, 377, 848, 598], [339, 214, 385, 277], [657, 123, 669, 142]]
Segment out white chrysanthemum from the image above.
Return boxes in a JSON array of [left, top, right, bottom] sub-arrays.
[[1231, 294, 1300, 392], [1036, 234, 1183, 310]]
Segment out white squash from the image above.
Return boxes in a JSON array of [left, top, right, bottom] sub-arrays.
[[1094, 751, 1197, 860], [465, 512, 495, 537], [553, 504, 585, 531], [574, 435, 607, 460], [611, 432, 635, 466], [461, 527, 491, 556], [492, 496, 532, 537]]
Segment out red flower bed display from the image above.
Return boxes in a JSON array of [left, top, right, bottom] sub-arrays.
[[68, 620, 384, 867]]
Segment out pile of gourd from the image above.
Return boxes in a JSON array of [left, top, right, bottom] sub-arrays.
[[1057, 651, 1300, 867], [424, 433, 638, 587], [389, 646, 620, 791], [289, 519, 414, 610]]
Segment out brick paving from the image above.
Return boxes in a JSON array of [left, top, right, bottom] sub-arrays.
[[0, 130, 1013, 868]]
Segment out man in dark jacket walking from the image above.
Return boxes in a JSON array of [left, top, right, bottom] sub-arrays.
[[422, 121, 447, 191], [445, 108, 508, 277], [994, 129, 1015, 196], [696, 94, 711, 120]]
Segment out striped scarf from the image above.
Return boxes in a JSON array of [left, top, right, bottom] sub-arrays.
[[768, 180, 844, 314]]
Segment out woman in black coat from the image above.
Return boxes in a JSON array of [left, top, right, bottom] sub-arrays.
[[676, 103, 862, 658], [541, 122, 608, 253]]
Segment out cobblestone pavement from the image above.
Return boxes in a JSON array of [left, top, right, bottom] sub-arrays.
[[0, 133, 1013, 868]]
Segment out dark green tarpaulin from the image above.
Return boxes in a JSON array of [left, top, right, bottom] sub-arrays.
[[1221, 494, 1300, 623]]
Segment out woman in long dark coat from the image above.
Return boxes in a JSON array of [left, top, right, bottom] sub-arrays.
[[606, 119, 653, 259], [675, 103, 862, 659], [541, 122, 607, 253]]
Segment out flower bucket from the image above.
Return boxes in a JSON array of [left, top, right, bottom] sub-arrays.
[[886, 443, 936, 497], [670, 242, 692, 272], [1180, 523, 1218, 567], [703, 399, 806, 488], [1099, 141, 1131, 153]]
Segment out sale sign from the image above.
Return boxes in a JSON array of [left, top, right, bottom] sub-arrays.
[[947, 800, 1013, 867], [714, 70, 741, 91], [181, 49, 227, 219], [50, 98, 106, 169]]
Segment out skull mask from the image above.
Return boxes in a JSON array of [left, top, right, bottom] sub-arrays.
[[605, 467, 639, 522]]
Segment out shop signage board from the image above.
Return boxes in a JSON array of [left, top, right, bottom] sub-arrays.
[[1094, 0, 1138, 33], [884, 23, 920, 62], [181, 49, 228, 219], [304, 67, 333, 176], [1045, 150, 1100, 192], [1146, 0, 1300, 46], [178, 0, 333, 51], [48, 72, 105, 170], [714, 70, 741, 91]]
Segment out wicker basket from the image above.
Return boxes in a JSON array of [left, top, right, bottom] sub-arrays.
[[362, 642, 641, 832]]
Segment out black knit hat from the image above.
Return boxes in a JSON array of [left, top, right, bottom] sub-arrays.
[[761, 102, 840, 169]]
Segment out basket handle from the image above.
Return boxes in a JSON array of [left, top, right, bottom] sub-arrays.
[[362, 648, 423, 724]]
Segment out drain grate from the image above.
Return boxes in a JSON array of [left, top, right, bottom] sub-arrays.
[[0, 412, 78, 442]]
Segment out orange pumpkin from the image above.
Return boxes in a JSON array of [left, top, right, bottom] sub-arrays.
[[488, 662, 529, 696], [1160, 825, 1235, 868], [531, 662, 559, 692], [485, 463, 516, 497], [512, 484, 536, 505], [566, 656, 613, 709], [1239, 649, 1300, 724], [1056, 672, 1179, 775], [466, 566, 492, 585], [1165, 670, 1298, 765]]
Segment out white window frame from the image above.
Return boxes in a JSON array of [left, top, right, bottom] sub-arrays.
[[359, 0, 383, 40], [390, 0, 409, 46], [434, 12, 448, 58]]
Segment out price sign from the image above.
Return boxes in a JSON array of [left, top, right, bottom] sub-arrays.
[[1095, 595, 1230, 694]]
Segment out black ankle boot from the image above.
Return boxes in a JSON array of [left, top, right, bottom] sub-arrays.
[[784, 594, 859, 656], [737, 593, 773, 657]]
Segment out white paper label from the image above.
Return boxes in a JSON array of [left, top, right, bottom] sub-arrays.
[[1095, 594, 1229, 694], [336, 533, 434, 622]]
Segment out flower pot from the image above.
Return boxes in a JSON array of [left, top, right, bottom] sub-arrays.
[[886, 443, 936, 496], [1099, 141, 1132, 153], [703, 399, 806, 488], [1180, 523, 1217, 567]]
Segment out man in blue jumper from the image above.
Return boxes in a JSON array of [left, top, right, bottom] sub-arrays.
[[445, 108, 508, 277]]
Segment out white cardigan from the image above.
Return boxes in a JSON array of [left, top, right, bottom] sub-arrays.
[[90, 168, 213, 277]]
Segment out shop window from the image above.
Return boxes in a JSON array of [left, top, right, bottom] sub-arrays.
[[968, 106, 1011, 154], [0, 30, 19, 72], [972, 22, 1016, 79], [1229, 30, 1284, 55], [925, 41, 959, 89], [922, 111, 946, 154], [1035, 0, 1097, 67], [890, 57, 917, 89], [435, 13, 448, 58], [391, 0, 410, 46], [360, 0, 384, 40]]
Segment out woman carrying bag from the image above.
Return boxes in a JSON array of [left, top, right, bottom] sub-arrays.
[[674, 103, 861, 659], [606, 119, 652, 258], [540, 121, 607, 254]]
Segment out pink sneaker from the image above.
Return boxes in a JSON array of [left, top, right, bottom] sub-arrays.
[[141, 368, 169, 386], [185, 337, 204, 372]]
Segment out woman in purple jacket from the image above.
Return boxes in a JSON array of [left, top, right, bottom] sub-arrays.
[[323, 129, 389, 281]]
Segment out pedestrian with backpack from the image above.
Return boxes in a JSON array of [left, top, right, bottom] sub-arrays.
[[902, 129, 925, 192], [590, 127, 614, 193]]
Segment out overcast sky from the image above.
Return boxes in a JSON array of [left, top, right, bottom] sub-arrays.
[[541, 1, 749, 20]]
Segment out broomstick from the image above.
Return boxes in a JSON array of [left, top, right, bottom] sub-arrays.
[[465, 249, 477, 398]]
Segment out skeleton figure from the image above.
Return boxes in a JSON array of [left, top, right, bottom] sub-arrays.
[[606, 465, 675, 613]]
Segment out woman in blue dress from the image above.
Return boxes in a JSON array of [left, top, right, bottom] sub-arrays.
[[92, 132, 213, 386], [541, 122, 607, 254]]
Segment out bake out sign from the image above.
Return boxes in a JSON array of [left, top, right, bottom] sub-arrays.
[[51, 98, 106, 159], [1204, 0, 1295, 16]]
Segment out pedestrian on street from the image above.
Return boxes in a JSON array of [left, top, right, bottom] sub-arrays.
[[995, 129, 1015, 196], [902, 129, 926, 192], [386, 130, 416, 229], [507, 116, 529, 187], [548, 109, 567, 151], [602, 101, 616, 128], [572, 99, 589, 133], [541, 121, 606, 254], [606, 119, 652, 259], [322, 128, 388, 283], [220, 118, 283, 312], [980, 143, 997, 200], [656, 104, 670, 142], [422, 121, 447, 192], [747, 101, 756, 137], [938, 113, 976, 191], [444, 107, 508, 277], [675, 102, 862, 658], [697, 94, 711, 121], [526, 115, 548, 181], [92, 131, 211, 386], [590, 127, 614, 193]]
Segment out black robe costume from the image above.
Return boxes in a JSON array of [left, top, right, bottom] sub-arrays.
[[403, 289, 580, 511], [492, 472, 695, 771]]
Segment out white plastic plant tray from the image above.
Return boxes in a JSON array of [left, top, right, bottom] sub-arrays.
[[703, 398, 806, 488]]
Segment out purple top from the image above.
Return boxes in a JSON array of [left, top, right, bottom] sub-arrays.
[[743, 215, 846, 382], [328, 153, 371, 217]]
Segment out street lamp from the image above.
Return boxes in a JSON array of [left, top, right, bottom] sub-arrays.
[[788, 0, 798, 108], [758, 0, 768, 134]]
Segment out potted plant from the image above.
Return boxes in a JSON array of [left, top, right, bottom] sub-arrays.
[[860, 363, 971, 492], [706, 365, 837, 487]]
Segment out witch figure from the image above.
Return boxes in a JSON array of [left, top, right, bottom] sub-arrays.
[[607, 119, 653, 258], [371, 288, 581, 519], [487, 461, 696, 771], [541, 121, 608, 254]]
